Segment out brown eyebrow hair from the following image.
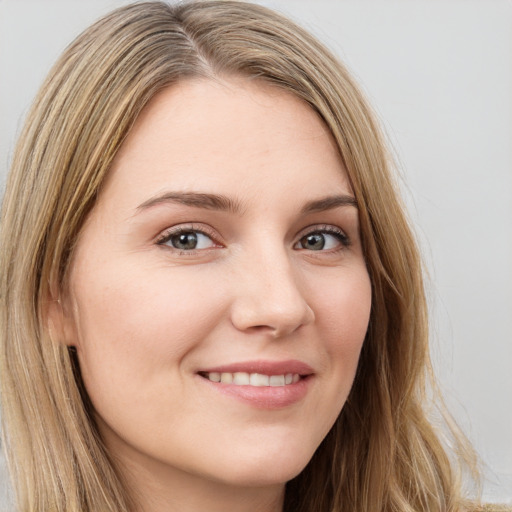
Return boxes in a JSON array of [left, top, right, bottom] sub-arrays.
[[136, 191, 357, 215], [301, 194, 358, 214], [136, 192, 244, 214]]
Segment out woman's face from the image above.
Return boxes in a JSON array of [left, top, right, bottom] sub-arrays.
[[61, 77, 371, 491]]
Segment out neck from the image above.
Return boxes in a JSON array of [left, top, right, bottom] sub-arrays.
[[136, 478, 284, 512]]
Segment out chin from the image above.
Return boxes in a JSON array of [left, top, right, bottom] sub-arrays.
[[215, 466, 306, 488], [205, 445, 313, 488]]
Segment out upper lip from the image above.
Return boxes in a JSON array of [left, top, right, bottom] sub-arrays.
[[198, 359, 314, 376]]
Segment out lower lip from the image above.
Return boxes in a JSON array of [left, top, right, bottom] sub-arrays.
[[198, 375, 311, 409]]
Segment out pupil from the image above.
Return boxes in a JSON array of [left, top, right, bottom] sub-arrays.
[[173, 232, 198, 250], [303, 233, 325, 250]]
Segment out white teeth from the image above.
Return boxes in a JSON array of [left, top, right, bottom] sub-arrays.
[[250, 373, 269, 386], [220, 373, 233, 384], [269, 375, 285, 386], [209, 372, 221, 382], [205, 372, 301, 386], [233, 372, 250, 385]]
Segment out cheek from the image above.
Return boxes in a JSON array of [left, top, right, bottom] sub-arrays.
[[68, 261, 227, 397], [317, 267, 372, 352], [312, 266, 371, 408]]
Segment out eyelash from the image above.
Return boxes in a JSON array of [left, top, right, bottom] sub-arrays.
[[156, 224, 220, 254], [296, 224, 351, 252], [156, 223, 351, 254]]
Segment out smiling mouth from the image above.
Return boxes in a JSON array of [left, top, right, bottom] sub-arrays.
[[199, 371, 302, 387], [197, 362, 313, 408]]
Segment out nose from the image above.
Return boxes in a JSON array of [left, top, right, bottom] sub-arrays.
[[230, 248, 315, 338]]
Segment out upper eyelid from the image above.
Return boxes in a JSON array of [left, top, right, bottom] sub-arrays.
[[155, 223, 220, 245], [296, 224, 349, 239], [154, 222, 350, 246]]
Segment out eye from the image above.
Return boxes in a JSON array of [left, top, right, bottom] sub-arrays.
[[157, 228, 216, 251], [295, 228, 349, 251]]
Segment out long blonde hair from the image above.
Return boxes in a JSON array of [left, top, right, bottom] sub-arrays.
[[0, 1, 478, 511]]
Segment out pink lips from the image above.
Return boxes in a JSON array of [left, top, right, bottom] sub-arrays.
[[197, 359, 314, 409], [200, 359, 314, 376]]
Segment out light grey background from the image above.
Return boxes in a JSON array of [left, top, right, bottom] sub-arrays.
[[0, 0, 511, 508]]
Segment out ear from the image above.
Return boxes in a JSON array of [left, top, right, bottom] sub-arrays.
[[45, 282, 77, 348]]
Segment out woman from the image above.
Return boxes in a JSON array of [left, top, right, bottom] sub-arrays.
[[0, 1, 488, 511]]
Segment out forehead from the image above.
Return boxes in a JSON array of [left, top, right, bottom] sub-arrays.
[[101, 76, 351, 210]]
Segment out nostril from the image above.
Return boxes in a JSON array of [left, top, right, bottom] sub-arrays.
[[229, 279, 315, 336]]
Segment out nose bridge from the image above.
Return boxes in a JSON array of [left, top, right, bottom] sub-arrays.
[[230, 240, 314, 336]]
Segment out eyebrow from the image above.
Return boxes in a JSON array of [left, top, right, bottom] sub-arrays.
[[135, 191, 357, 215], [300, 194, 358, 214], [136, 192, 243, 214]]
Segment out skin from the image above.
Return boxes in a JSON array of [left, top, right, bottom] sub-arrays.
[[56, 77, 372, 512]]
